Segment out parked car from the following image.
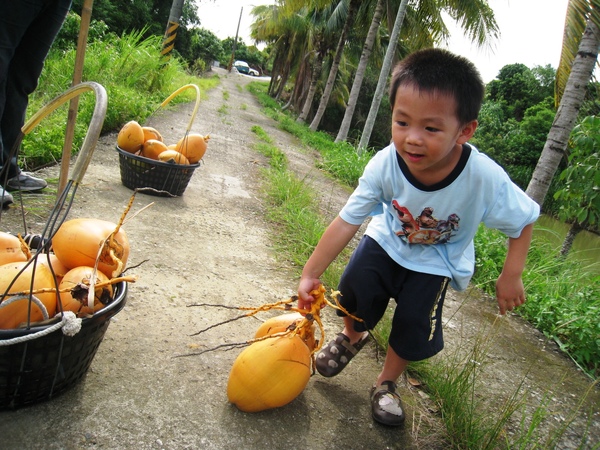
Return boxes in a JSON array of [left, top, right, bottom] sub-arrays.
[[233, 60, 250, 74], [234, 60, 259, 76]]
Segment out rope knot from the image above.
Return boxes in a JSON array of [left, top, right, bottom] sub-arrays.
[[60, 311, 82, 336]]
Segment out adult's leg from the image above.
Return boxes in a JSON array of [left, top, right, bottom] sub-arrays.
[[0, 0, 71, 178]]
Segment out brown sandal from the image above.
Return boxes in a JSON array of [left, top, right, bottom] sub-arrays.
[[315, 332, 369, 377], [370, 381, 405, 426]]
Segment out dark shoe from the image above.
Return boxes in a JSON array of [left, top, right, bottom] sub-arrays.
[[6, 172, 47, 192], [0, 187, 13, 208], [315, 331, 369, 377], [371, 380, 405, 426]]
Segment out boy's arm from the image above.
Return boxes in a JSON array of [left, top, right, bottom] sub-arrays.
[[298, 216, 361, 309], [495, 223, 534, 315]]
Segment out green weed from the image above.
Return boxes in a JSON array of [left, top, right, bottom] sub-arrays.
[[250, 125, 349, 290], [473, 225, 600, 378]]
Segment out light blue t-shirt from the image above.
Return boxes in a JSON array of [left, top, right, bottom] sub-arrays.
[[339, 143, 540, 291]]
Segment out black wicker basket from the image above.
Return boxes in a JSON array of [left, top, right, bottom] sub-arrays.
[[0, 281, 128, 409], [117, 84, 203, 197], [117, 146, 200, 197]]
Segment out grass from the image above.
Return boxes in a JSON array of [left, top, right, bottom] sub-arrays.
[[250, 125, 350, 289], [410, 330, 524, 449], [472, 225, 600, 379]]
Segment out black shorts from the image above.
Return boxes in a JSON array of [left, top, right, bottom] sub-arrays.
[[337, 235, 449, 361]]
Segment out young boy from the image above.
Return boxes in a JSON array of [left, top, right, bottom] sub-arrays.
[[297, 48, 540, 427]]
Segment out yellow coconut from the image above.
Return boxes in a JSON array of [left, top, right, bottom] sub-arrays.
[[58, 266, 113, 316], [0, 232, 29, 266], [140, 139, 168, 160], [52, 218, 130, 278], [117, 120, 144, 153], [175, 133, 209, 164], [158, 149, 190, 165], [0, 261, 57, 329], [227, 334, 311, 412], [254, 312, 317, 351], [142, 126, 163, 142]]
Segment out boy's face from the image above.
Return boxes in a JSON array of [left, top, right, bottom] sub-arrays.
[[391, 85, 477, 185]]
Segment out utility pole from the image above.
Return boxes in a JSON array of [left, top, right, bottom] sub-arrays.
[[161, 0, 185, 61], [227, 7, 243, 71]]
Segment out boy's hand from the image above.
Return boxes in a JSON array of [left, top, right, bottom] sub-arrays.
[[495, 272, 526, 315], [297, 277, 322, 310], [496, 223, 534, 315]]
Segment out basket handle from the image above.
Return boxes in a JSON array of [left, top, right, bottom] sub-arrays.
[[21, 81, 108, 184], [158, 84, 200, 134]]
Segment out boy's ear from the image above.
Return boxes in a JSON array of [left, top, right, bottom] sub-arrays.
[[457, 120, 478, 144]]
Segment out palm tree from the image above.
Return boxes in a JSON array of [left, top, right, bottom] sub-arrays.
[[358, 0, 409, 151], [251, 2, 316, 109], [343, 0, 499, 149], [264, 0, 336, 122], [296, 31, 326, 122], [525, 0, 600, 206], [335, 0, 384, 143], [309, 0, 361, 131]]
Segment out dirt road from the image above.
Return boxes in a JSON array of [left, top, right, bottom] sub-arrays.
[[0, 67, 598, 449]]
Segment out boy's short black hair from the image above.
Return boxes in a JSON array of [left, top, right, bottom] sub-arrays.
[[389, 48, 484, 125]]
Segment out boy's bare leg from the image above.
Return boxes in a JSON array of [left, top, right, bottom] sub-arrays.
[[340, 316, 409, 383], [377, 346, 409, 386], [341, 316, 368, 344]]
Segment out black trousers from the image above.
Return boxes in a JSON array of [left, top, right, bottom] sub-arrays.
[[0, 0, 72, 179]]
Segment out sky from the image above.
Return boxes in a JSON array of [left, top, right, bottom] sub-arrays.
[[196, 0, 570, 83]]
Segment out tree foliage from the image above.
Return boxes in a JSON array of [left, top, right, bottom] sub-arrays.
[[186, 28, 225, 73], [486, 63, 553, 121], [555, 115, 600, 231], [63, 0, 268, 73]]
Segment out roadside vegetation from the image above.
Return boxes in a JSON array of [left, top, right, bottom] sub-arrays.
[[23, 13, 598, 449]]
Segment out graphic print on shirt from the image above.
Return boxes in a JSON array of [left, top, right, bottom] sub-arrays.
[[392, 200, 460, 244]]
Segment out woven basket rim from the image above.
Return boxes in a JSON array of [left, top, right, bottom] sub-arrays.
[[0, 281, 128, 339], [116, 146, 201, 169]]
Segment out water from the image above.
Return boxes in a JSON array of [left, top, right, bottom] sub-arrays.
[[533, 215, 600, 274]]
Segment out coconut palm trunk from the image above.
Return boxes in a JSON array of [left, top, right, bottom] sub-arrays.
[[309, 0, 361, 131], [335, 0, 384, 143], [297, 48, 324, 123], [526, 17, 600, 206], [560, 220, 585, 257], [357, 0, 409, 152]]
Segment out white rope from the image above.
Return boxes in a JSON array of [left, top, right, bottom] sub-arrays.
[[0, 294, 50, 320], [0, 311, 82, 346], [60, 311, 82, 336]]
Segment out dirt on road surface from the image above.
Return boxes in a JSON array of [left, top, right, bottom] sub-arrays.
[[0, 67, 598, 450]]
